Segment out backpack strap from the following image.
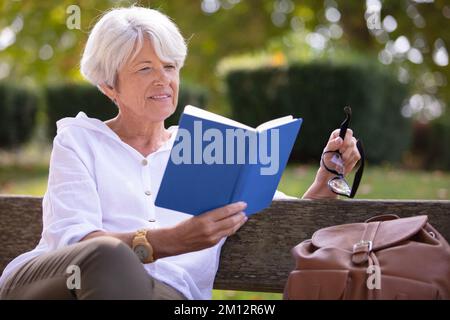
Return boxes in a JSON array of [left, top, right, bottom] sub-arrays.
[[352, 221, 381, 264]]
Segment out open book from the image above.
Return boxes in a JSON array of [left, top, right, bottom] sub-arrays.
[[155, 105, 302, 216]]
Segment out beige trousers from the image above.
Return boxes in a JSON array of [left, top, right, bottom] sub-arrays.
[[0, 236, 186, 300]]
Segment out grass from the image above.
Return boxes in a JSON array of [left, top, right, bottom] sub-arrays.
[[278, 164, 450, 200], [0, 163, 49, 195], [1, 162, 448, 200], [0, 156, 449, 300]]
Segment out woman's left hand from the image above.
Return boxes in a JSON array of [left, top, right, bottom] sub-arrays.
[[302, 128, 361, 199], [322, 128, 361, 176]]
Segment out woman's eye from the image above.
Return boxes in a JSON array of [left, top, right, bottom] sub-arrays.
[[139, 67, 151, 72], [165, 65, 176, 70]]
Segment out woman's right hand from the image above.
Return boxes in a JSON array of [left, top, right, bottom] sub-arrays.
[[175, 201, 248, 252], [148, 201, 248, 258]]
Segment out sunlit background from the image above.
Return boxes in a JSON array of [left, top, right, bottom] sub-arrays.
[[1, 0, 449, 299]]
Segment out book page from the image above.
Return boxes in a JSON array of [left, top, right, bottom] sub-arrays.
[[256, 115, 295, 131], [184, 105, 255, 130]]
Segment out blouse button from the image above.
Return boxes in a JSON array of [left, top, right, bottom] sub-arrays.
[[144, 190, 151, 196], [141, 159, 148, 166]]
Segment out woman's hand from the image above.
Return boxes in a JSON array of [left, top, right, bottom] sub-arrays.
[[81, 202, 248, 260], [302, 128, 361, 199], [323, 128, 361, 176], [149, 202, 248, 258]]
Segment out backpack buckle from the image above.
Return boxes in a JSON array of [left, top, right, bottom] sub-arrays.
[[352, 240, 373, 264], [353, 240, 373, 253]]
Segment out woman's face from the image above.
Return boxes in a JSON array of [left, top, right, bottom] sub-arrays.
[[112, 37, 180, 123]]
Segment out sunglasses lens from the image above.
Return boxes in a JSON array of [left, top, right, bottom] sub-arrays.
[[322, 152, 344, 175], [328, 177, 351, 196]]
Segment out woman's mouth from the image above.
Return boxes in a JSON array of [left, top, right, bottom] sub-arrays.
[[148, 94, 172, 101]]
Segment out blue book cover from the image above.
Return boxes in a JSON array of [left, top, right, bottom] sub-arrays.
[[155, 105, 302, 216]]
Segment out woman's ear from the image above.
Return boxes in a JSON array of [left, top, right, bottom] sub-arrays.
[[98, 83, 117, 104]]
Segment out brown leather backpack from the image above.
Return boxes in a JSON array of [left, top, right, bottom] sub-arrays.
[[283, 214, 450, 300]]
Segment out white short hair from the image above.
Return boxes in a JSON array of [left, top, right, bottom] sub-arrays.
[[80, 6, 187, 88]]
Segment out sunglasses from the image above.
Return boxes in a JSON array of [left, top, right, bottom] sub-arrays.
[[320, 106, 365, 198]]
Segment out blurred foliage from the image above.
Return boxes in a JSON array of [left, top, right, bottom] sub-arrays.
[[1, 0, 449, 168], [44, 82, 208, 139], [0, 82, 38, 149], [226, 61, 410, 164], [0, 0, 449, 116], [408, 112, 450, 170], [45, 82, 117, 139]]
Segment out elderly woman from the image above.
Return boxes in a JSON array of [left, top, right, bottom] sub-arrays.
[[0, 7, 360, 300]]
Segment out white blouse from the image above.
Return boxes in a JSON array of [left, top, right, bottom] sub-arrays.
[[0, 111, 296, 299]]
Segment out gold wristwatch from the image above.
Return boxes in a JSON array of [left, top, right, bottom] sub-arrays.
[[132, 229, 155, 264]]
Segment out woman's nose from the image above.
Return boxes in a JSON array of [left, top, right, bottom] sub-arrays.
[[152, 68, 170, 86]]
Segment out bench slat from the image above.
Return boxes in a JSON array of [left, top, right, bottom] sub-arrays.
[[1, 195, 449, 293]]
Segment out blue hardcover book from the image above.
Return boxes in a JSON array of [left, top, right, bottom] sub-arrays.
[[155, 105, 302, 216]]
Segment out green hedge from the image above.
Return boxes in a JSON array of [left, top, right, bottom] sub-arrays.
[[225, 62, 411, 164], [0, 83, 38, 149], [45, 83, 116, 139], [428, 115, 450, 170], [411, 114, 450, 170], [45, 82, 207, 139]]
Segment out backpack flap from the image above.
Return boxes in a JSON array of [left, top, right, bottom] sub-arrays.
[[311, 215, 428, 253]]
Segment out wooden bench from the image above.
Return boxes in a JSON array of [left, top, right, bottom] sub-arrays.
[[1, 195, 449, 294]]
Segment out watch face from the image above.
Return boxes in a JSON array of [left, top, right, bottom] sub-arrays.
[[134, 245, 149, 261]]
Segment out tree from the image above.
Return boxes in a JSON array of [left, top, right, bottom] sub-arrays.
[[1, 0, 448, 121]]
